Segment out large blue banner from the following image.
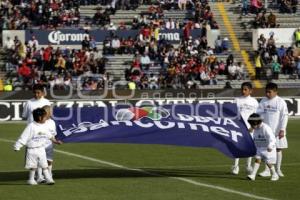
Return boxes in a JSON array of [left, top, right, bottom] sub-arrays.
[[54, 103, 256, 158], [26, 29, 202, 45]]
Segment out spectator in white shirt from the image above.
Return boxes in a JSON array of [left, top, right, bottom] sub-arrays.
[[149, 73, 159, 89], [165, 18, 175, 29], [140, 53, 152, 71], [107, 22, 117, 30], [4, 36, 15, 51], [28, 36, 39, 50], [111, 36, 121, 54], [228, 63, 238, 79]]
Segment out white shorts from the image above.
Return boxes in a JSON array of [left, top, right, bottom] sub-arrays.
[[45, 143, 54, 162], [25, 147, 48, 169], [255, 147, 276, 164], [276, 136, 288, 149]]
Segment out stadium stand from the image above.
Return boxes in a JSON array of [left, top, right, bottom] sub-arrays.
[[0, 0, 299, 90], [216, 1, 300, 88]]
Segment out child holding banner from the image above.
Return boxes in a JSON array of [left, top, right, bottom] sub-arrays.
[[22, 84, 51, 123], [22, 84, 51, 183], [247, 113, 279, 181], [257, 82, 288, 177], [42, 105, 58, 179], [232, 82, 259, 175], [14, 108, 61, 185]]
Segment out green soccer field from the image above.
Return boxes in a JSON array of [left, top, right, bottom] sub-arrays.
[[0, 120, 299, 200]]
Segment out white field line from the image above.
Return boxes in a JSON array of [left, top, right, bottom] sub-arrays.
[[134, 162, 300, 169], [0, 138, 275, 200]]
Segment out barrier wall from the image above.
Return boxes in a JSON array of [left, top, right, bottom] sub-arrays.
[[1, 97, 300, 121], [2, 29, 220, 48], [252, 28, 297, 50]]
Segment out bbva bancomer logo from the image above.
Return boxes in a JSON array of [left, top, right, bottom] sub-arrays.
[[48, 31, 89, 44], [115, 107, 170, 121]]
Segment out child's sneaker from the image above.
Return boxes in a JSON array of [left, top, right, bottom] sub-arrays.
[[276, 170, 284, 177], [46, 178, 55, 185], [271, 174, 279, 181], [258, 169, 271, 177], [27, 179, 38, 185], [37, 177, 46, 183], [231, 165, 239, 175], [247, 174, 255, 181]]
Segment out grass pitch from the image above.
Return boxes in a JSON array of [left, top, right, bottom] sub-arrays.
[[0, 120, 299, 200]]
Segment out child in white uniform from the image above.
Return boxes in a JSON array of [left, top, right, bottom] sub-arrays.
[[232, 82, 259, 175], [42, 105, 57, 178], [14, 108, 61, 185], [247, 113, 279, 181], [257, 82, 288, 177], [22, 84, 51, 182], [22, 84, 51, 123]]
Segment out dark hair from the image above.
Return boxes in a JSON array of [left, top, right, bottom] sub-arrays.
[[32, 108, 46, 122], [266, 82, 278, 91], [241, 82, 253, 89], [247, 113, 262, 126], [32, 84, 44, 92]]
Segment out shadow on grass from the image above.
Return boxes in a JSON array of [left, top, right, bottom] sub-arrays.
[[0, 167, 245, 183]]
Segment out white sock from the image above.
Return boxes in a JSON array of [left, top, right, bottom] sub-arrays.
[[234, 158, 239, 167], [251, 163, 260, 176], [43, 168, 53, 181], [48, 165, 53, 177], [29, 169, 36, 181], [246, 157, 252, 168], [269, 165, 277, 175], [37, 167, 43, 179], [276, 151, 282, 171]]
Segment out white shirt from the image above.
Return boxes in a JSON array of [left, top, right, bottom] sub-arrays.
[[22, 97, 51, 123], [228, 64, 237, 76], [14, 121, 53, 149], [165, 20, 175, 29], [111, 39, 120, 48], [257, 95, 288, 136], [253, 122, 276, 149], [234, 95, 259, 128], [28, 39, 39, 49], [140, 55, 151, 65], [4, 38, 14, 50], [44, 118, 57, 147]]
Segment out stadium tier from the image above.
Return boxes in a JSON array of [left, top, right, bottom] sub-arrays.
[[0, 1, 299, 91]]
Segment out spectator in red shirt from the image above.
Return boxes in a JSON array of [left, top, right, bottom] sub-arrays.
[[183, 22, 192, 41], [18, 63, 32, 84], [43, 45, 52, 71]]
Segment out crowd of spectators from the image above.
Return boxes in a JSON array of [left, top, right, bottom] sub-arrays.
[[241, 0, 298, 16], [252, 11, 279, 28], [0, 0, 82, 30], [3, 34, 110, 90], [243, 0, 300, 81], [0, 1, 251, 91], [254, 33, 300, 80], [120, 31, 244, 89]]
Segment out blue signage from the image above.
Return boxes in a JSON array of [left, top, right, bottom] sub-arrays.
[[54, 103, 256, 158], [26, 29, 203, 45]]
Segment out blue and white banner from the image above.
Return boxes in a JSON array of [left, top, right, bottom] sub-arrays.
[[54, 103, 256, 158], [25, 29, 203, 45]]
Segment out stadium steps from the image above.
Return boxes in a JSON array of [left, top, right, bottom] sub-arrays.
[[210, 3, 253, 77], [110, 9, 194, 24], [0, 49, 8, 81]]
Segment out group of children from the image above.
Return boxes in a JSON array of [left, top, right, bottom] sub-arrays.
[[232, 82, 288, 181], [14, 84, 61, 185], [13, 82, 288, 184]]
